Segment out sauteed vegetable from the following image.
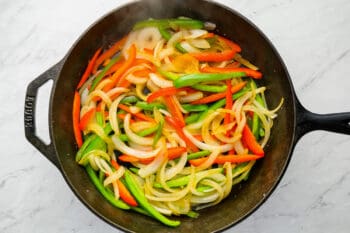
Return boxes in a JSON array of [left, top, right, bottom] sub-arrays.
[[72, 17, 283, 227]]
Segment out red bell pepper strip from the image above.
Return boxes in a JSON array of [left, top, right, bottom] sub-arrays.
[[189, 154, 262, 166], [191, 92, 226, 105], [163, 95, 185, 127], [93, 35, 128, 73], [242, 125, 264, 156], [165, 116, 198, 152], [201, 66, 262, 79], [118, 104, 155, 123], [116, 179, 138, 207], [147, 87, 188, 103], [190, 36, 241, 62], [77, 48, 102, 89], [103, 44, 136, 91], [73, 91, 83, 147], [79, 107, 96, 131]]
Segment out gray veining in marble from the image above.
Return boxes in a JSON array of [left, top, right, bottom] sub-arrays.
[[1, 0, 349, 232]]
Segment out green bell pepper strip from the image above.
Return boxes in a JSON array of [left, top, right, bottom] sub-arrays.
[[187, 150, 211, 160], [124, 169, 181, 227], [133, 18, 204, 30], [120, 96, 139, 105], [157, 67, 179, 81], [174, 43, 187, 53], [250, 80, 265, 139], [158, 27, 187, 53], [186, 211, 199, 218], [182, 104, 208, 112], [86, 165, 130, 210], [96, 112, 104, 126], [185, 113, 200, 124], [136, 101, 166, 111], [77, 136, 107, 165], [174, 72, 246, 88], [119, 125, 159, 142], [119, 134, 129, 142], [98, 169, 105, 183], [76, 134, 98, 162], [153, 116, 164, 148], [138, 125, 159, 136], [90, 55, 121, 92], [158, 27, 172, 40], [192, 84, 227, 93], [76, 123, 113, 162]]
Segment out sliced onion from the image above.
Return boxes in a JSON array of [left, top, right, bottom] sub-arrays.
[[138, 138, 167, 177], [135, 84, 148, 101], [178, 92, 203, 103], [191, 193, 219, 204], [204, 21, 216, 30], [109, 94, 126, 135], [149, 73, 173, 88], [104, 166, 125, 186], [183, 128, 233, 152], [85, 90, 112, 107], [179, 41, 200, 53], [126, 74, 148, 84], [184, 29, 208, 39], [111, 135, 161, 158], [80, 88, 89, 106], [223, 162, 232, 198], [136, 27, 162, 50], [234, 53, 259, 71], [146, 79, 160, 92], [124, 113, 154, 146], [78, 149, 111, 166], [130, 121, 157, 132], [196, 149, 220, 171], [167, 31, 185, 48], [165, 152, 188, 180], [188, 39, 210, 49]]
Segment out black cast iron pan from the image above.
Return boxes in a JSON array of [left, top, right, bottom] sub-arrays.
[[24, 0, 350, 232]]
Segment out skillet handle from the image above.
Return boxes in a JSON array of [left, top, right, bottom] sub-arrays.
[[295, 97, 350, 142], [24, 61, 63, 169]]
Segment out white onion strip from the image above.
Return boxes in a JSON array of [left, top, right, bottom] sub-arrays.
[[124, 113, 154, 146], [183, 128, 233, 152], [111, 135, 161, 159]]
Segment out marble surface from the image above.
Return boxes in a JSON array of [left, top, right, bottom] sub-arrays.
[[1, 0, 350, 232]]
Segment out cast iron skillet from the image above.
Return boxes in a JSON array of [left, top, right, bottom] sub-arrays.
[[24, 0, 350, 232]]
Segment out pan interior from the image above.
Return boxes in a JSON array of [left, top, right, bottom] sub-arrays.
[[51, 0, 296, 232]]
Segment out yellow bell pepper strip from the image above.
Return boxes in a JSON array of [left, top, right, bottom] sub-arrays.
[[124, 169, 181, 227], [173, 72, 245, 88]]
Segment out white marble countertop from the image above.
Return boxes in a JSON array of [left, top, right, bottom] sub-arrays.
[[1, 0, 350, 232]]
